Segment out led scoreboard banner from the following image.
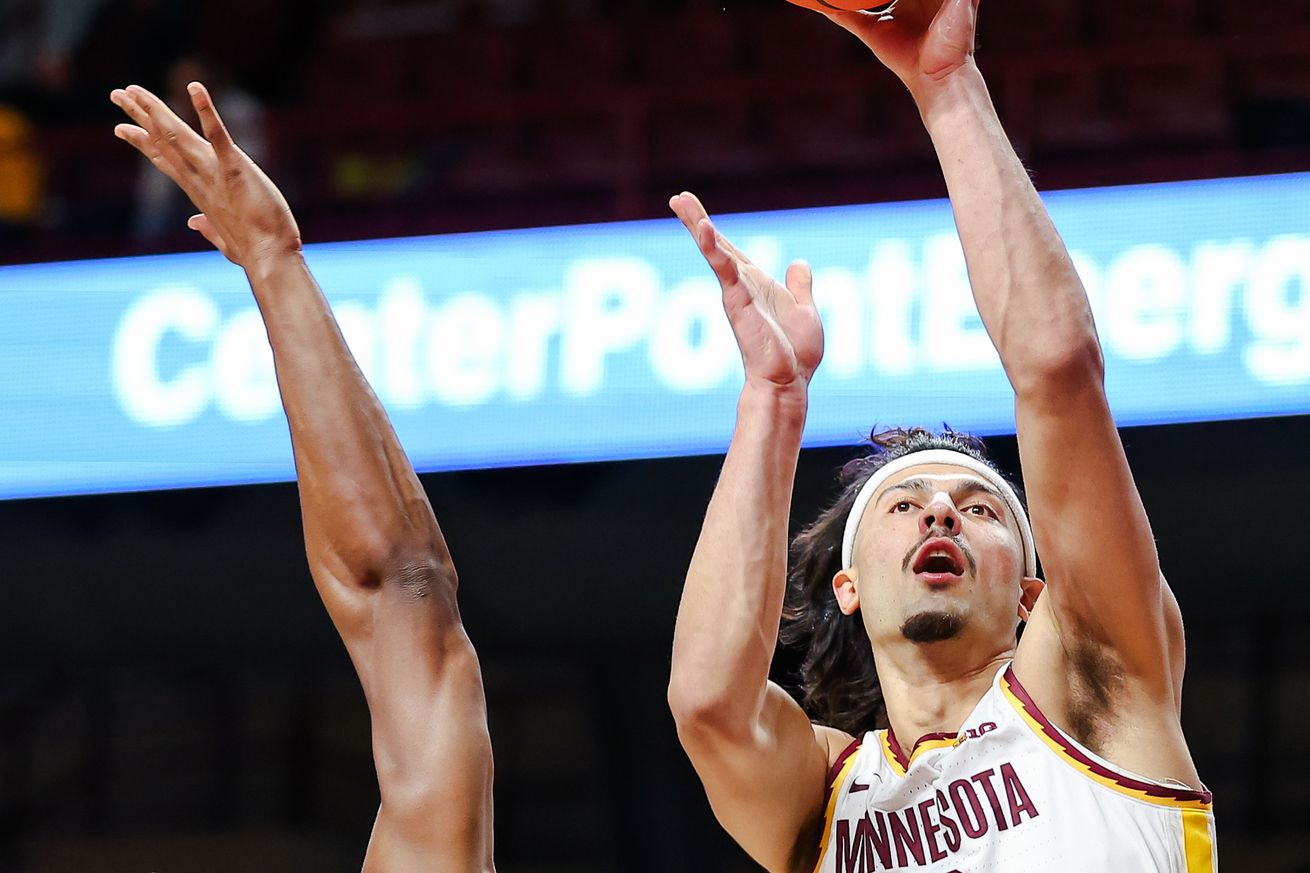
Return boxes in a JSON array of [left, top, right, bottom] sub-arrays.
[[1, 172, 1307, 501]]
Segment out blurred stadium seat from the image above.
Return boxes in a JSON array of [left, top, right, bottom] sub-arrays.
[[5, 0, 1310, 265]]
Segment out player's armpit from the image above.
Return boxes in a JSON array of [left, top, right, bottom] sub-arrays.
[[1011, 376, 1182, 698], [675, 681, 849, 873]]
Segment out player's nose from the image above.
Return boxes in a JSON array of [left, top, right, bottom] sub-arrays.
[[919, 494, 960, 535]]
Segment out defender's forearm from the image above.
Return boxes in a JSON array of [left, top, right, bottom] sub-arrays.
[[245, 254, 450, 586], [915, 63, 1104, 393], [670, 382, 807, 726]]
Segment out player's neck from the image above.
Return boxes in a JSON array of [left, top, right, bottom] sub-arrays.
[[874, 642, 1013, 748]]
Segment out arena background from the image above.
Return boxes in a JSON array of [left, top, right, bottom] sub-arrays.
[[2, 0, 1309, 870]]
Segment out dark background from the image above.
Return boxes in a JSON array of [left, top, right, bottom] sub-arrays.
[[2, 0, 1309, 870], [3, 419, 1309, 870]]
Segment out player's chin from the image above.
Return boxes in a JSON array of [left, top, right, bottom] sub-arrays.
[[900, 608, 966, 644]]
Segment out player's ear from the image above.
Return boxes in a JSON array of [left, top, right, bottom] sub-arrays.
[[1018, 576, 1045, 622], [833, 569, 861, 616]]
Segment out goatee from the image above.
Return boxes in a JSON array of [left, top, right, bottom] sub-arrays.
[[901, 610, 965, 643]]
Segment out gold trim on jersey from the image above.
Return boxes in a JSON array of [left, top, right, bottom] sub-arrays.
[[811, 745, 861, 873], [1183, 809, 1216, 872], [878, 730, 960, 778], [1001, 667, 1213, 812]]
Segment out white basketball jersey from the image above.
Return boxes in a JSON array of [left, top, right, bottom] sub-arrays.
[[812, 664, 1216, 873]]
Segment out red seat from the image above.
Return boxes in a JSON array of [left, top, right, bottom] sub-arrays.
[[1111, 57, 1229, 148], [1212, 0, 1310, 33], [1098, 0, 1199, 40], [307, 39, 407, 106], [633, 9, 742, 85], [740, 6, 865, 74], [521, 18, 627, 90], [409, 27, 519, 101], [763, 83, 924, 169], [1029, 67, 1130, 156], [977, 0, 1084, 51]]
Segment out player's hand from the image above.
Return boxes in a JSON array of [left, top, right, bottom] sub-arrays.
[[111, 83, 301, 271], [816, 0, 979, 93], [670, 192, 823, 391]]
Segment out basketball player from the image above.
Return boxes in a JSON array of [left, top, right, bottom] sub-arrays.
[[666, 1, 1216, 870], [110, 83, 495, 873]]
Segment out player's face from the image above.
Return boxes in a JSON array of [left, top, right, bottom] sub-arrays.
[[846, 465, 1028, 650]]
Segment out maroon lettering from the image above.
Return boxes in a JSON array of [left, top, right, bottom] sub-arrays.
[[836, 814, 893, 873], [868, 811, 894, 869], [935, 789, 962, 853], [889, 807, 926, 867], [949, 778, 988, 839], [971, 768, 1010, 831], [827, 766, 1040, 871], [835, 819, 862, 873], [1001, 762, 1040, 824], [918, 798, 947, 862]]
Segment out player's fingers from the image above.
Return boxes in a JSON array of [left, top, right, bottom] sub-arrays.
[[124, 84, 211, 171], [671, 191, 755, 265], [695, 219, 740, 288], [785, 260, 814, 308], [669, 191, 710, 235], [187, 81, 237, 156]]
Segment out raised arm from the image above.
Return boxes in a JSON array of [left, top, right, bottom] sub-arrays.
[[111, 83, 494, 872], [811, 0, 1196, 778], [666, 193, 851, 873]]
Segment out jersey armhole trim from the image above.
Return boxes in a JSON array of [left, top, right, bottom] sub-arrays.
[[810, 739, 861, 873], [1001, 665, 1213, 811]]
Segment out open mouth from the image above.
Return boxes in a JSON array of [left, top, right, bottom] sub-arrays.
[[912, 539, 966, 577]]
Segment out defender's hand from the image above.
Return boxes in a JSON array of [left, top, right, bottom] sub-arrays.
[[670, 192, 823, 390], [817, 0, 979, 93], [111, 83, 301, 271]]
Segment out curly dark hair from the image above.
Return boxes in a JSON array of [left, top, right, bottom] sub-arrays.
[[778, 427, 1024, 737]]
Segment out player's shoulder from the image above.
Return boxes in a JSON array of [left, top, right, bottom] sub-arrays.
[[816, 723, 860, 774]]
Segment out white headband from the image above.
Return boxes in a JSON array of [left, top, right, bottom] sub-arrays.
[[840, 449, 1037, 578]]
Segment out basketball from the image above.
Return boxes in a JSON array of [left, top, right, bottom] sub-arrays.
[[785, 0, 899, 13]]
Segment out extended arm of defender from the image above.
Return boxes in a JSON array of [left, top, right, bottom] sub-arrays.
[[110, 83, 493, 871], [667, 194, 849, 873]]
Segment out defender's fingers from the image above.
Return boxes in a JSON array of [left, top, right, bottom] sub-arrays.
[[115, 88, 195, 171], [125, 84, 210, 164], [115, 123, 207, 207], [187, 82, 236, 155], [110, 88, 154, 131], [187, 213, 228, 252], [115, 123, 185, 183], [785, 260, 815, 308]]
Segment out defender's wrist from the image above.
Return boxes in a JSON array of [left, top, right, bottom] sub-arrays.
[[243, 247, 307, 285]]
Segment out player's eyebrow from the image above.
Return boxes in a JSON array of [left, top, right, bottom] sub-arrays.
[[880, 476, 1009, 509]]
